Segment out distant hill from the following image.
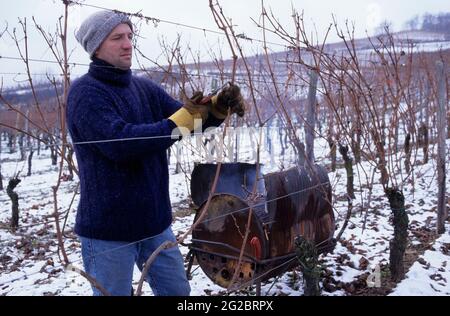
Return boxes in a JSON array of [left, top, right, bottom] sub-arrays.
[[404, 12, 450, 39], [0, 82, 62, 109], [1, 29, 449, 110]]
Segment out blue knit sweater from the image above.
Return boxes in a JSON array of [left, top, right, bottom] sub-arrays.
[[67, 57, 222, 241]]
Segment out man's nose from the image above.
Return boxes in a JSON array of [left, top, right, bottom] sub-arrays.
[[122, 38, 132, 50]]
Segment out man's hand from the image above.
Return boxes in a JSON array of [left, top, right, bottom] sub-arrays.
[[183, 91, 209, 121], [211, 84, 246, 119], [169, 91, 209, 132]]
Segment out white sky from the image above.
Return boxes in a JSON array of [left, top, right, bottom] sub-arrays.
[[0, 0, 449, 87]]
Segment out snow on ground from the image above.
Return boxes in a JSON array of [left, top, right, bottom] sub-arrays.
[[412, 41, 450, 52], [0, 134, 449, 296], [390, 231, 450, 296]]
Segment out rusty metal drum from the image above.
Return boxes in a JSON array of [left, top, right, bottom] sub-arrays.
[[189, 163, 335, 289]]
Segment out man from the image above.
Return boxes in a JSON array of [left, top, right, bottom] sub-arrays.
[[67, 10, 244, 296]]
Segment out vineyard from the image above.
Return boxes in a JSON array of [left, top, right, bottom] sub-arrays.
[[0, 1, 449, 296]]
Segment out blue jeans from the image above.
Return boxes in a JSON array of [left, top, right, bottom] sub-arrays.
[[80, 227, 191, 296]]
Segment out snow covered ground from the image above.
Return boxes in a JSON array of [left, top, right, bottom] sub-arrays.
[[0, 133, 449, 296]]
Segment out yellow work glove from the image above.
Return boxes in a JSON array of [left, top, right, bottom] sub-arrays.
[[169, 91, 209, 132]]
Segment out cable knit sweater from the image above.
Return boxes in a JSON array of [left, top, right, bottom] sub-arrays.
[[67, 57, 222, 241]]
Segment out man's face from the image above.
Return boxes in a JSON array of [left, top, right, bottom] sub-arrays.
[[95, 23, 133, 70]]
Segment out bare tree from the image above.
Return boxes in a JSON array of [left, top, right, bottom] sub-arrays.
[[403, 15, 420, 31], [436, 61, 447, 234], [375, 20, 393, 36]]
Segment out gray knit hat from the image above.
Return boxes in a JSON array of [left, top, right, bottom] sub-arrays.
[[76, 10, 133, 58]]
